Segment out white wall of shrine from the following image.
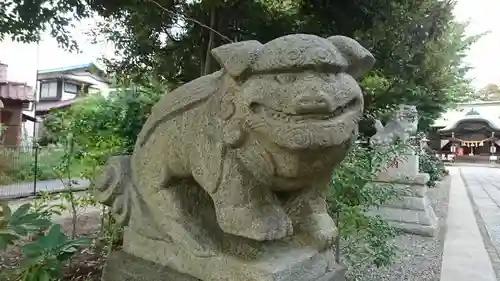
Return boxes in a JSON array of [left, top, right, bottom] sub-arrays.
[[432, 100, 500, 128]]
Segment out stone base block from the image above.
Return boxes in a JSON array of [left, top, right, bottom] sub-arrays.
[[101, 249, 346, 281], [111, 227, 346, 281], [376, 172, 430, 186], [387, 220, 438, 237], [102, 250, 200, 281], [367, 185, 438, 237], [369, 204, 438, 237], [382, 154, 420, 179]]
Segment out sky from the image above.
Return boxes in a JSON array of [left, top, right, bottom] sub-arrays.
[[0, 0, 498, 89]]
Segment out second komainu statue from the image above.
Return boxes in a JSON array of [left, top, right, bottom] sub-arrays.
[[95, 34, 375, 281]]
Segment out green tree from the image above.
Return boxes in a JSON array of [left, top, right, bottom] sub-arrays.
[[0, 0, 90, 50], [474, 83, 500, 101], [88, 0, 479, 136], [43, 84, 164, 179], [1, 0, 479, 135]]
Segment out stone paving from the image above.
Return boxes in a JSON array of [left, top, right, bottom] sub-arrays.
[[0, 178, 90, 199], [459, 166, 500, 279], [440, 167, 497, 281]]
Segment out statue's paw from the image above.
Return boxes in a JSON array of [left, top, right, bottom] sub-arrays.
[[185, 235, 218, 257], [171, 221, 218, 257], [313, 228, 336, 250], [217, 204, 293, 241], [303, 213, 337, 250], [190, 243, 217, 257]]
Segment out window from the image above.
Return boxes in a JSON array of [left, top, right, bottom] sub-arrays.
[[40, 82, 58, 99], [64, 82, 78, 94]]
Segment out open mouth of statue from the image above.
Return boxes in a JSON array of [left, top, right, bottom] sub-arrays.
[[250, 97, 361, 123]]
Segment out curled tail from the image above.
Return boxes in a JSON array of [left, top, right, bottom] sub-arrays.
[[94, 155, 133, 226]]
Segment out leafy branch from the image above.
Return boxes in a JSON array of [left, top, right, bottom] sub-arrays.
[[146, 0, 233, 43]]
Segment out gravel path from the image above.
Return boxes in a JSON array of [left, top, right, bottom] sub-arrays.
[[346, 176, 450, 281]]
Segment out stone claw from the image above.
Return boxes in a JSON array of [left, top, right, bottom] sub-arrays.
[[302, 213, 337, 250]]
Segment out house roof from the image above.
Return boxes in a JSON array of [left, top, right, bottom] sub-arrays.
[[35, 97, 88, 112], [37, 63, 98, 75], [37, 63, 110, 85], [0, 82, 35, 102]]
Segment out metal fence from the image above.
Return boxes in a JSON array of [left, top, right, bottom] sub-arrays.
[[0, 142, 89, 200]]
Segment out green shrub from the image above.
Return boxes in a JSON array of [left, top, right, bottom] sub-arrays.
[[419, 150, 447, 187], [329, 143, 407, 275], [0, 146, 88, 185], [42, 86, 164, 182], [0, 146, 35, 185], [0, 202, 90, 281]]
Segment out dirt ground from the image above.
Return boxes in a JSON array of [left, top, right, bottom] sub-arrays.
[[0, 210, 105, 281]]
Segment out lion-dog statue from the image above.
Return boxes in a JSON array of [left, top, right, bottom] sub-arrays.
[[370, 104, 419, 147], [95, 34, 375, 281]]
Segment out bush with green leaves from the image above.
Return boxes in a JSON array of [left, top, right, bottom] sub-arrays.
[[0, 202, 90, 281], [329, 143, 408, 279], [42, 85, 164, 182], [0, 202, 52, 249], [0, 145, 88, 185], [419, 149, 447, 187]]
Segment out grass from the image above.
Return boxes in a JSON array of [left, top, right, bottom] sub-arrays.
[[0, 146, 89, 186]]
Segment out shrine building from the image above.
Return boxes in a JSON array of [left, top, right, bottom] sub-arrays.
[[428, 100, 500, 162]]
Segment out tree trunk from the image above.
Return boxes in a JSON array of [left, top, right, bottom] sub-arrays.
[[203, 7, 217, 75]]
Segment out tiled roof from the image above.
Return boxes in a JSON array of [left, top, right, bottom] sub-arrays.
[[0, 82, 35, 102], [439, 111, 500, 132], [37, 63, 98, 74], [35, 97, 88, 112]]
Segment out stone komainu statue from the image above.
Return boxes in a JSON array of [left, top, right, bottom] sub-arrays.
[[370, 104, 419, 147], [95, 34, 375, 281]]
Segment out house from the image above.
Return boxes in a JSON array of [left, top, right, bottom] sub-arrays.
[[35, 63, 111, 115], [0, 62, 36, 147], [33, 63, 111, 139]]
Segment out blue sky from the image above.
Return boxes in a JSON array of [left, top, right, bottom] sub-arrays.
[[0, 0, 498, 90]]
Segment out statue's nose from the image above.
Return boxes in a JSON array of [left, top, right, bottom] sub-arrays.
[[293, 92, 332, 114]]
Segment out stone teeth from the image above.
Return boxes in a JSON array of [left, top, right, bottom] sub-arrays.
[[261, 106, 335, 122]]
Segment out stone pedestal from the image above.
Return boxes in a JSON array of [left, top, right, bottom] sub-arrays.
[[103, 237, 346, 281], [102, 250, 200, 281], [100, 176, 347, 281], [104, 227, 346, 281], [367, 153, 438, 237]]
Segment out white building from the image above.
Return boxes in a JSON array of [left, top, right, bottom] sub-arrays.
[[430, 100, 500, 161], [26, 63, 111, 140], [432, 100, 500, 128]]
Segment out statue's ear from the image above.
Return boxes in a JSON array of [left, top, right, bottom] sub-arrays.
[[211, 40, 263, 77], [327, 36, 375, 79]]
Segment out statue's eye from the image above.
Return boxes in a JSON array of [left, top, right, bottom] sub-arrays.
[[274, 74, 297, 84]]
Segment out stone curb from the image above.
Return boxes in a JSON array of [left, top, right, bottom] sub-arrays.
[[0, 185, 89, 200]]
